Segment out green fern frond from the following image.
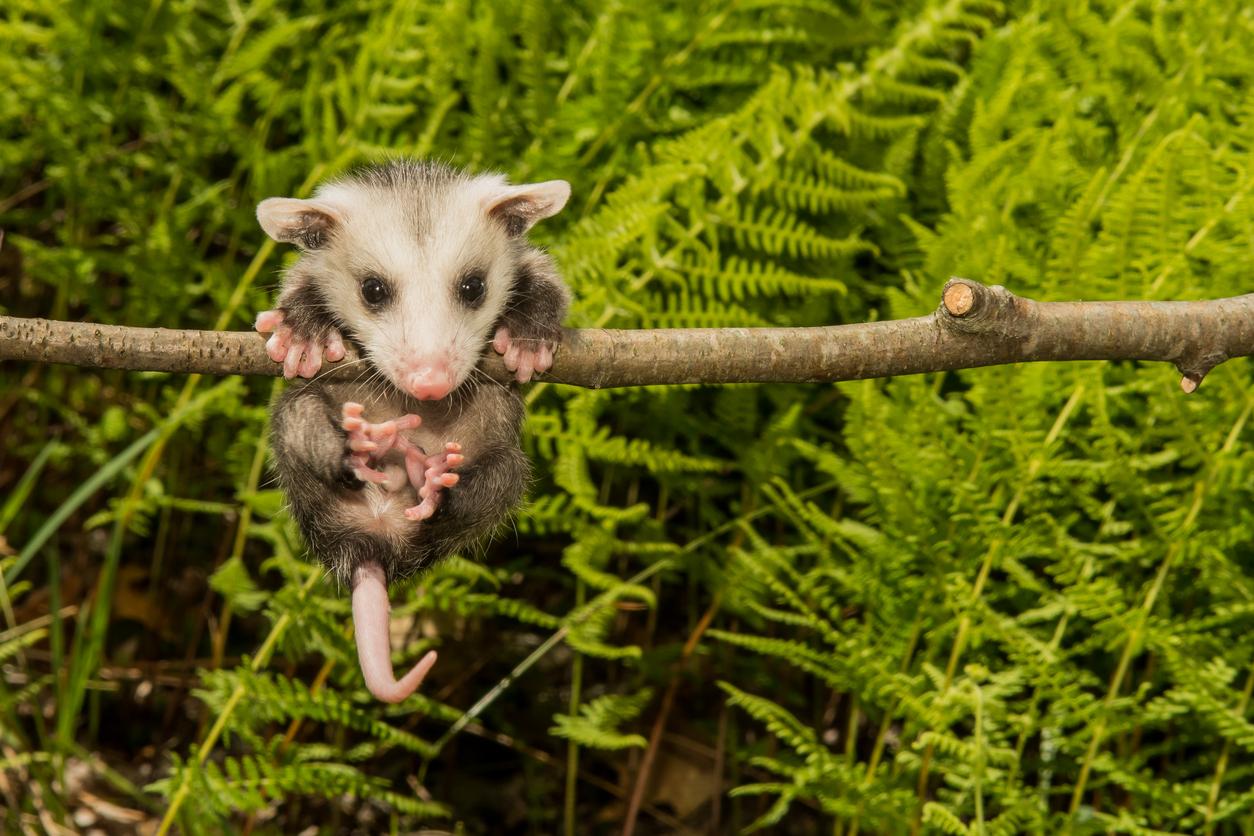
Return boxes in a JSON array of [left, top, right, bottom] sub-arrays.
[[454, 593, 562, 629], [566, 604, 642, 661], [196, 669, 441, 756], [725, 204, 877, 259], [563, 536, 656, 605], [718, 682, 822, 756], [923, 801, 972, 835], [0, 626, 45, 665], [762, 172, 900, 215], [150, 745, 449, 825], [549, 687, 654, 751]]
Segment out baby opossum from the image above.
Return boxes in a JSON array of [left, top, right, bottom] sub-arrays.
[[253, 160, 571, 702]]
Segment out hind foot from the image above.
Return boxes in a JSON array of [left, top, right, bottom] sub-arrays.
[[340, 404, 462, 520]]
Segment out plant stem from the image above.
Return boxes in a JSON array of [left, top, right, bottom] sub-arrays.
[[564, 581, 585, 836], [155, 568, 323, 836]]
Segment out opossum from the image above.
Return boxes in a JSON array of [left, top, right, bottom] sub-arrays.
[[252, 160, 570, 703]]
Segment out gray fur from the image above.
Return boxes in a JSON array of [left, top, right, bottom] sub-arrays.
[[271, 377, 529, 585], [500, 249, 571, 346], [264, 159, 569, 584]]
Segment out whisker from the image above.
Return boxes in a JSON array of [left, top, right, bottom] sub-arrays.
[[469, 364, 512, 395]]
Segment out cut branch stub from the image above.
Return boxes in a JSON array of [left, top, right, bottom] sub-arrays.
[[942, 280, 976, 317], [936, 279, 1034, 341]]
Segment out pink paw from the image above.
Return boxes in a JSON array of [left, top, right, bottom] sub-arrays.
[[340, 403, 463, 521], [493, 326, 554, 384], [256, 309, 346, 379], [402, 442, 464, 521], [341, 402, 422, 485]]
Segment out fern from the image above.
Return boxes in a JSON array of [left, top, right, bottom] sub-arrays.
[[196, 669, 444, 756], [549, 688, 654, 750], [150, 743, 449, 829], [6, 0, 1254, 832]]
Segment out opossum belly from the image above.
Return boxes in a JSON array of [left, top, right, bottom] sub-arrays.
[[335, 461, 419, 540]]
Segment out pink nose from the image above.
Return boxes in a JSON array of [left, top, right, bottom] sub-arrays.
[[403, 364, 453, 400]]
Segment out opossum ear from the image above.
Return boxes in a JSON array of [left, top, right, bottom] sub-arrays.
[[484, 180, 571, 236], [256, 198, 342, 250]]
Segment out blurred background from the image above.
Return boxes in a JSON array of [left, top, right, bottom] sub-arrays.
[[2, 1, 1253, 833]]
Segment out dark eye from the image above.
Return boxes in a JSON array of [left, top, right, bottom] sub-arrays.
[[360, 275, 390, 307], [458, 272, 486, 308]]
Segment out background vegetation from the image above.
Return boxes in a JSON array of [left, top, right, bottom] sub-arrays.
[[2, 0, 1252, 833]]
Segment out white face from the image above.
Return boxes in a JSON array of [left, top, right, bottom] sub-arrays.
[[258, 168, 569, 400], [313, 180, 512, 399]]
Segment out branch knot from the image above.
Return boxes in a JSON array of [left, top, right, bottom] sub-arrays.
[[939, 278, 1032, 340]]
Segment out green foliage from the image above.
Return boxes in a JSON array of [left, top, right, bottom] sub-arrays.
[[2, 0, 1253, 833], [549, 688, 655, 751], [150, 742, 450, 828], [196, 668, 444, 758]]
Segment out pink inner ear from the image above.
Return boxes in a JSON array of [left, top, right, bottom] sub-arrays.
[[256, 198, 343, 243], [489, 194, 542, 223], [484, 180, 571, 234]]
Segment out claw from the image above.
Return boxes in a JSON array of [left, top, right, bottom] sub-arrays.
[[399, 441, 464, 520], [492, 326, 512, 355], [515, 351, 535, 384], [297, 340, 323, 378], [342, 403, 435, 498], [503, 341, 521, 371]]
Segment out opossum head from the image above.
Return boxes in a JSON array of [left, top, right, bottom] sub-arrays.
[[257, 160, 569, 399]]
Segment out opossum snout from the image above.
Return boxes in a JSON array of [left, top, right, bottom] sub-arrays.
[[401, 361, 454, 400]]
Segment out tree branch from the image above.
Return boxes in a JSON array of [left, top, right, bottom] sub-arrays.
[[2, 280, 1251, 392]]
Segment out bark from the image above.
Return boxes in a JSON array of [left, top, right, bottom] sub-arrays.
[[1, 280, 1251, 392]]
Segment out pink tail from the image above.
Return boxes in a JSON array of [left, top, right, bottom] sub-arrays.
[[351, 561, 437, 703]]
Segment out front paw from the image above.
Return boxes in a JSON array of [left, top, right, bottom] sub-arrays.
[[493, 326, 555, 383], [256, 309, 346, 379]]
